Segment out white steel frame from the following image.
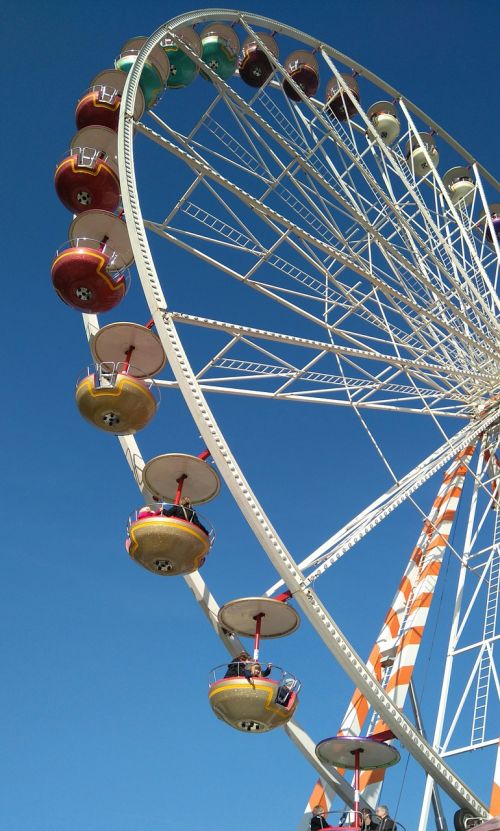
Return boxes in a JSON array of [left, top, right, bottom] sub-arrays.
[[79, 8, 500, 822], [418, 431, 500, 831]]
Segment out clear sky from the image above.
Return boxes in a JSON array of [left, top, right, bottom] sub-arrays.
[[1, 1, 499, 830]]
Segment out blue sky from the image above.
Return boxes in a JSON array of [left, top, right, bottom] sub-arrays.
[[1, 1, 499, 830]]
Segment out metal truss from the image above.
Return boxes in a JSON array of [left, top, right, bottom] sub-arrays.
[[112, 427, 368, 813], [149, 312, 488, 416], [266, 417, 493, 596], [103, 7, 500, 822], [418, 430, 500, 830]]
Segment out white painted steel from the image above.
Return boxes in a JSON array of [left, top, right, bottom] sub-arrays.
[[76, 329, 366, 808], [111, 429, 364, 810], [267, 415, 491, 596], [417, 435, 500, 831], [58, 7, 496, 821], [113, 13, 500, 814]]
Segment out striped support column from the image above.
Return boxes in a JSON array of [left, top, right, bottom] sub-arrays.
[[343, 446, 474, 740], [302, 446, 474, 815], [359, 446, 475, 804], [486, 448, 500, 816], [490, 738, 500, 815], [483, 446, 500, 505]]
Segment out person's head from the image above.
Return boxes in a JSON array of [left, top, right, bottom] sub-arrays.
[[236, 651, 249, 662], [251, 662, 262, 676], [181, 496, 192, 507], [375, 807, 388, 819], [312, 805, 325, 818], [363, 810, 373, 818]]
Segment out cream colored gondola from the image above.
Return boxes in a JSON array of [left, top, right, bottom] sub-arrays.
[[126, 452, 220, 575], [209, 597, 300, 732]]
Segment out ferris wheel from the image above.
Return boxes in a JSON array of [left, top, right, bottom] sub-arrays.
[[52, 10, 500, 830]]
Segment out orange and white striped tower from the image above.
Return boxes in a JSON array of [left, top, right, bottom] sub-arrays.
[[301, 445, 475, 820], [354, 445, 476, 805], [418, 430, 500, 831], [490, 738, 500, 816]]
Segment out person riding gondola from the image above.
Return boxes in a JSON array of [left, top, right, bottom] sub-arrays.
[[162, 496, 208, 535], [310, 805, 334, 830], [375, 806, 395, 831], [243, 661, 272, 679], [224, 651, 250, 678], [243, 661, 273, 689], [361, 808, 378, 831]]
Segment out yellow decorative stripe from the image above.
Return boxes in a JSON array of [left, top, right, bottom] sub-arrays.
[[128, 518, 210, 556], [52, 249, 125, 294], [81, 92, 120, 111], [55, 156, 119, 182], [76, 374, 156, 405], [209, 681, 292, 719]]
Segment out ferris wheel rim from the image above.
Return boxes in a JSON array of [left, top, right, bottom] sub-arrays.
[[134, 8, 499, 190], [114, 13, 496, 816], [105, 428, 368, 813], [119, 10, 499, 413]]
